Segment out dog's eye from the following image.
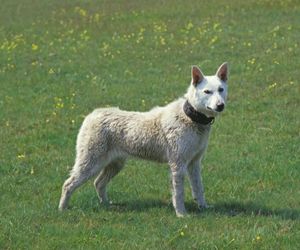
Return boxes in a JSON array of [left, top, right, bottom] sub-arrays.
[[204, 90, 212, 94], [218, 87, 224, 92]]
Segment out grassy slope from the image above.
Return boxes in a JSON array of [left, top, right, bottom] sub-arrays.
[[0, 0, 299, 249]]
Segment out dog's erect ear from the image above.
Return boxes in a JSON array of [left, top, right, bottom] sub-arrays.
[[192, 66, 204, 86], [216, 62, 229, 82]]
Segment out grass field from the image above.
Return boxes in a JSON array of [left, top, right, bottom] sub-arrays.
[[0, 0, 299, 249]]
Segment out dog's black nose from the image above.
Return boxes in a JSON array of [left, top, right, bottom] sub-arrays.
[[216, 103, 224, 112]]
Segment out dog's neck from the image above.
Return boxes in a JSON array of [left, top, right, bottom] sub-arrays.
[[183, 100, 214, 125]]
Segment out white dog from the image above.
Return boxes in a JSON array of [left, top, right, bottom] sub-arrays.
[[59, 63, 229, 217]]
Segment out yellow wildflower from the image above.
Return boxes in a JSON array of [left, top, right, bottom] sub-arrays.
[[17, 154, 26, 159], [32, 44, 38, 51], [186, 21, 194, 30], [269, 82, 277, 89]]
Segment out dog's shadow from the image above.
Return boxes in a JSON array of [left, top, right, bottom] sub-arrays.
[[106, 199, 300, 220], [206, 201, 299, 221]]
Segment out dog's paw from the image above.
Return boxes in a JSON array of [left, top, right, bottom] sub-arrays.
[[58, 206, 66, 212], [193, 198, 212, 209], [176, 212, 190, 218], [176, 210, 188, 218]]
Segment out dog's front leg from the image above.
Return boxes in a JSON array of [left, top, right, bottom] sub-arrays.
[[170, 162, 187, 217], [187, 160, 208, 209]]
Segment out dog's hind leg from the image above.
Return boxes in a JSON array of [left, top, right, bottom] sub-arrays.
[[59, 173, 86, 211], [58, 153, 106, 211], [94, 158, 125, 204]]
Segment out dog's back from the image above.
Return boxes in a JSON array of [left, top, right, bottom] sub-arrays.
[[76, 98, 205, 163]]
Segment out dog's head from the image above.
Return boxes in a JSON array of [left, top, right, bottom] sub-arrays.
[[185, 62, 229, 118]]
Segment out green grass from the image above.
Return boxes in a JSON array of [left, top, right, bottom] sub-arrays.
[[0, 0, 299, 249]]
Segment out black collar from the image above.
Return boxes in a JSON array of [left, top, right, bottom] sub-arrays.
[[183, 100, 214, 125]]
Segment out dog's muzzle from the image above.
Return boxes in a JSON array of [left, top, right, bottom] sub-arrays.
[[207, 103, 225, 113]]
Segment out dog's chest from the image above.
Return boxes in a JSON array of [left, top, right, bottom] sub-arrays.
[[164, 119, 211, 163], [182, 126, 210, 160]]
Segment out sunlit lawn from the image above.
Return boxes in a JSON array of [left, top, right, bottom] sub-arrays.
[[0, 0, 299, 249]]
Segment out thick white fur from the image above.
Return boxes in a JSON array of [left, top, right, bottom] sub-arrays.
[[59, 63, 229, 217]]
